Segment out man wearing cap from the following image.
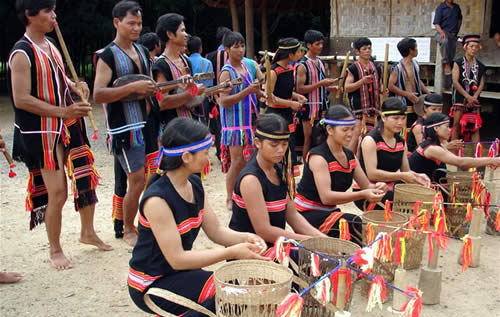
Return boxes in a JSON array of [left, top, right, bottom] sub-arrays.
[[451, 34, 485, 142], [433, 0, 462, 88]]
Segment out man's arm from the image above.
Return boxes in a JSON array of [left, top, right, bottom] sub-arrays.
[[10, 52, 90, 119]]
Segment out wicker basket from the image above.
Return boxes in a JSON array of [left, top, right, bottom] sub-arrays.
[[392, 184, 435, 270], [360, 211, 408, 300], [213, 260, 292, 317], [445, 204, 469, 238], [296, 237, 360, 316], [446, 172, 474, 203]]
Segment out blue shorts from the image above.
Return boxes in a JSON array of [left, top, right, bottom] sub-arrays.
[[115, 144, 146, 174]]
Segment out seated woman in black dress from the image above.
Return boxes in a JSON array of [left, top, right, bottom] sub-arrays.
[[355, 97, 430, 210], [229, 113, 324, 246], [128, 118, 267, 317], [409, 112, 500, 182], [295, 105, 387, 244]]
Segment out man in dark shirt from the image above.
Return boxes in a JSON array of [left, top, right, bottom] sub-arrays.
[[433, 0, 462, 88]]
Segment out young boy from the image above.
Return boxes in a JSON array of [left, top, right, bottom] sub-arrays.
[[451, 34, 485, 142], [94, 0, 157, 246], [389, 37, 430, 128], [218, 31, 264, 210], [344, 37, 384, 155], [295, 30, 338, 160], [10, 0, 111, 269]]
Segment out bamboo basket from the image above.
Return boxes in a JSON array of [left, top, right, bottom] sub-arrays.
[[214, 260, 292, 317], [297, 237, 360, 316], [392, 184, 435, 270], [446, 172, 474, 203], [445, 204, 469, 238], [360, 211, 408, 300]]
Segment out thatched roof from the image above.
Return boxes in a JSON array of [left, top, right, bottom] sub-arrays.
[[202, 0, 329, 11]]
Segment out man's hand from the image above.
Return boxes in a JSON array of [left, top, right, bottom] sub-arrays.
[[74, 81, 90, 100], [319, 78, 337, 87], [246, 81, 261, 95], [407, 92, 419, 104], [63, 101, 92, 119], [439, 32, 447, 40], [132, 80, 157, 96], [361, 75, 374, 85]]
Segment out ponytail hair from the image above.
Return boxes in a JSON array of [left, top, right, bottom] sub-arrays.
[[423, 112, 449, 145], [316, 104, 354, 144], [272, 37, 300, 64]]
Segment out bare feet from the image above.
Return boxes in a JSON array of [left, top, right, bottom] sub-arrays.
[[0, 272, 23, 283], [226, 199, 232, 211], [49, 251, 72, 270], [79, 233, 113, 251], [123, 231, 137, 247]]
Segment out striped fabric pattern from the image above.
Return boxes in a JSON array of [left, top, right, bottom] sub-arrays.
[[177, 210, 205, 235], [232, 193, 288, 213], [302, 57, 327, 120], [294, 193, 337, 212], [318, 211, 345, 234], [376, 141, 405, 152], [128, 267, 163, 292], [328, 159, 356, 173]]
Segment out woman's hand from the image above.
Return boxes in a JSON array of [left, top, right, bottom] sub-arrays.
[[363, 188, 385, 203], [245, 233, 267, 255], [374, 182, 388, 194], [228, 243, 270, 260]]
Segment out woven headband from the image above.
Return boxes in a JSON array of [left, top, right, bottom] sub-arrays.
[[155, 135, 213, 164], [381, 110, 406, 116], [426, 120, 449, 128], [321, 118, 356, 126], [424, 101, 443, 107], [255, 129, 290, 140], [278, 43, 301, 50], [464, 37, 480, 44]]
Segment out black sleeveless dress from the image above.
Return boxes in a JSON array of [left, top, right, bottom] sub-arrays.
[[409, 139, 447, 182], [128, 174, 215, 316]]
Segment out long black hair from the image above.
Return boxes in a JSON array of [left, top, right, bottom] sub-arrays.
[[377, 97, 407, 131], [148, 118, 209, 186], [423, 113, 449, 145], [316, 104, 354, 144], [272, 38, 301, 64]]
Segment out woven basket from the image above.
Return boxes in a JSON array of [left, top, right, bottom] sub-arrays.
[[360, 211, 408, 300], [446, 172, 474, 203], [445, 204, 469, 238], [296, 237, 360, 316], [214, 260, 292, 317], [392, 184, 435, 270]]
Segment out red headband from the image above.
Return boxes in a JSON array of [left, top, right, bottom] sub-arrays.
[[464, 37, 480, 44]]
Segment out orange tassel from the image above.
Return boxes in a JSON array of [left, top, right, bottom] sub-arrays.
[[339, 219, 351, 240], [366, 223, 375, 244], [400, 287, 423, 317], [393, 232, 406, 265], [277, 293, 304, 317], [495, 210, 500, 231], [310, 253, 321, 277], [427, 233, 435, 263], [366, 275, 386, 311], [451, 183, 456, 203], [432, 192, 443, 213], [419, 209, 430, 231], [405, 221, 414, 239], [202, 160, 210, 179], [413, 201, 422, 215], [384, 200, 392, 222], [373, 233, 392, 262], [466, 203, 473, 222], [434, 231, 450, 251], [461, 236, 473, 271]]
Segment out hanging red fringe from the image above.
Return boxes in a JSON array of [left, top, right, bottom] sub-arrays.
[[487, 139, 498, 170], [405, 221, 415, 239], [366, 223, 375, 244], [483, 191, 491, 217], [413, 201, 422, 215], [434, 231, 450, 251], [313, 277, 332, 306], [400, 287, 423, 317], [366, 275, 386, 312], [495, 210, 500, 231], [466, 203, 473, 222], [201, 160, 210, 179], [339, 219, 351, 240], [475, 143, 482, 158], [330, 268, 352, 304], [384, 200, 392, 222], [310, 253, 321, 277], [373, 233, 392, 262], [393, 232, 406, 265], [461, 236, 473, 271], [351, 248, 374, 273], [432, 192, 443, 213], [274, 236, 290, 266], [419, 209, 430, 231], [276, 293, 304, 317]]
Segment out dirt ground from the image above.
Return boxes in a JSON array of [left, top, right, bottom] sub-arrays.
[[0, 96, 499, 316]]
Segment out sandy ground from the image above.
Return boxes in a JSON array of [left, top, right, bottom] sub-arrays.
[[0, 96, 499, 316]]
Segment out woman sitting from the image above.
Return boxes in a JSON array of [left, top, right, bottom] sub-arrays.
[[409, 112, 500, 182], [355, 97, 430, 210], [295, 105, 387, 244], [128, 118, 267, 317], [229, 113, 324, 246]]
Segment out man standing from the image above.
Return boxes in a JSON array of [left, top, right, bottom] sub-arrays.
[[389, 38, 430, 128], [94, 0, 157, 246], [433, 0, 462, 89], [9, 0, 111, 269], [188, 35, 214, 123], [137, 32, 161, 62]]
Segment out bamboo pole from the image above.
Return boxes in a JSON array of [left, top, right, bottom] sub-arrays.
[[53, 23, 98, 138], [336, 51, 350, 99], [244, 0, 254, 59], [261, 0, 269, 51], [229, 0, 239, 32], [381, 43, 390, 105]]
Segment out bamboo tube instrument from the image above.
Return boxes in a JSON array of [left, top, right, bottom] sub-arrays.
[[336, 52, 350, 99], [381, 43, 390, 105]]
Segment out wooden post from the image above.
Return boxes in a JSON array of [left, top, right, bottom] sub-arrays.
[[261, 0, 268, 51], [229, 0, 239, 32], [458, 208, 482, 268], [336, 52, 350, 99], [433, 42, 442, 93], [334, 264, 351, 317], [418, 235, 442, 305], [381, 43, 390, 105], [392, 267, 410, 311], [244, 0, 255, 59]]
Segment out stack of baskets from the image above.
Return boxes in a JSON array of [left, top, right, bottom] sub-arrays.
[[297, 237, 360, 316], [214, 260, 293, 317], [392, 184, 437, 270], [445, 171, 474, 238], [360, 210, 409, 300]]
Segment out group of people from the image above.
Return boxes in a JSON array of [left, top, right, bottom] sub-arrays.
[[4, 0, 500, 315]]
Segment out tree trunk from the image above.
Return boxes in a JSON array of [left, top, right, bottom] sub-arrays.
[[229, 0, 240, 32], [261, 0, 268, 50], [245, 0, 254, 59]]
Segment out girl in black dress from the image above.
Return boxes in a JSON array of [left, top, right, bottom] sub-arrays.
[[295, 105, 387, 244], [229, 113, 323, 246], [128, 118, 267, 316], [355, 97, 430, 210], [409, 113, 500, 182]]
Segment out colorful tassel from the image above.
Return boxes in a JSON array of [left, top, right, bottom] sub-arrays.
[[475, 143, 482, 158], [487, 142, 497, 170], [457, 146, 463, 157], [461, 235, 473, 271], [483, 191, 491, 217], [432, 192, 443, 213], [351, 248, 374, 273], [393, 232, 406, 265], [274, 236, 290, 267], [384, 200, 392, 222], [372, 232, 392, 262], [366, 223, 375, 244], [413, 201, 422, 215], [401, 287, 423, 317], [339, 219, 351, 240], [419, 209, 430, 231], [330, 268, 352, 304], [310, 253, 321, 277], [434, 210, 447, 235], [466, 203, 473, 222], [366, 275, 386, 312], [276, 293, 304, 317], [495, 210, 500, 231], [427, 233, 435, 263], [313, 276, 332, 306], [201, 160, 210, 179], [451, 183, 456, 203], [434, 231, 450, 251]]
